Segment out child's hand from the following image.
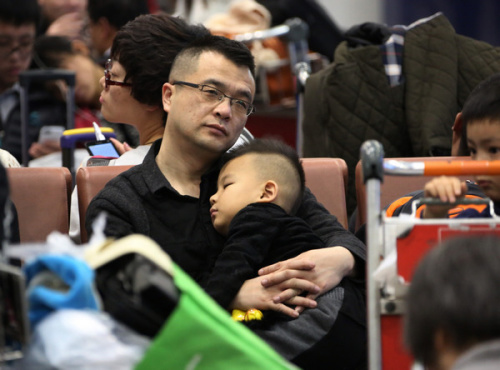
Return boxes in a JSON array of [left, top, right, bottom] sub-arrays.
[[422, 176, 468, 218]]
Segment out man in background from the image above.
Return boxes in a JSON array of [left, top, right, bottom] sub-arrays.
[[87, 0, 149, 64], [0, 0, 66, 163]]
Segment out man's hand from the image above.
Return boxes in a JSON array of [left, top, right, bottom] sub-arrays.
[[45, 12, 85, 41], [230, 274, 319, 318], [28, 140, 61, 158], [258, 247, 355, 312]]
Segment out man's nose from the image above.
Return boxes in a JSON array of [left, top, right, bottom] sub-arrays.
[[214, 97, 232, 118]]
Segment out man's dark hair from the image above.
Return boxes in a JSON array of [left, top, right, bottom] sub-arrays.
[[87, 0, 149, 29], [404, 235, 500, 367], [111, 14, 210, 110], [170, 34, 256, 81], [458, 73, 500, 155], [223, 138, 305, 214], [0, 0, 40, 26]]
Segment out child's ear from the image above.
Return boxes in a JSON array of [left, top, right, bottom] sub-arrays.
[[259, 180, 278, 203], [451, 112, 463, 156]]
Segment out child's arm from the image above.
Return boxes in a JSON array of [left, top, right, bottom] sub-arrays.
[[422, 176, 468, 218]]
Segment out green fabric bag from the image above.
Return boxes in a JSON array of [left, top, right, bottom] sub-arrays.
[[135, 262, 297, 369]]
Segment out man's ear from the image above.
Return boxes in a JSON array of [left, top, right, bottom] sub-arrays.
[[451, 112, 463, 156], [162, 83, 174, 113], [98, 16, 113, 38], [71, 39, 90, 56], [259, 180, 278, 203]]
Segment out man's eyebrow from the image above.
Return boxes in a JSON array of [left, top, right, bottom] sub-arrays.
[[202, 79, 253, 102]]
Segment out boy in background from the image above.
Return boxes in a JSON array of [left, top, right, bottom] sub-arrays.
[[422, 73, 500, 219], [207, 138, 366, 369]]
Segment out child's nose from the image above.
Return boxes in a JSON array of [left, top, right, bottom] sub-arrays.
[[210, 194, 216, 205]]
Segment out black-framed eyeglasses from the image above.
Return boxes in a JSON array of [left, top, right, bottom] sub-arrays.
[[104, 59, 132, 89], [173, 81, 255, 116], [0, 35, 34, 59]]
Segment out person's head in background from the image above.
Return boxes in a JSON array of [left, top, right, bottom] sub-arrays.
[[87, 0, 149, 61], [100, 13, 210, 145], [451, 73, 500, 201], [404, 235, 500, 370], [37, 0, 87, 36], [210, 139, 304, 236], [0, 0, 40, 94], [33, 35, 102, 109]]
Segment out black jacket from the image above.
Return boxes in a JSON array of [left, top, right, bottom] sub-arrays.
[[1, 83, 66, 163]]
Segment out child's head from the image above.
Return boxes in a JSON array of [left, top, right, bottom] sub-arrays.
[[457, 73, 500, 201], [210, 139, 305, 236]]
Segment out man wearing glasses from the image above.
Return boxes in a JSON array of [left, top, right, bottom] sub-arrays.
[[87, 35, 366, 368], [0, 0, 66, 163]]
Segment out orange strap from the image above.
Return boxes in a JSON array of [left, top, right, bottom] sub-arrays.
[[386, 195, 487, 218]]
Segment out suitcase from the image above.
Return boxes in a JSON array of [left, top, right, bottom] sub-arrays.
[[360, 140, 500, 369], [19, 69, 76, 167]]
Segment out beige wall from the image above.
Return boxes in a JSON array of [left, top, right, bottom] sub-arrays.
[[317, 0, 383, 31]]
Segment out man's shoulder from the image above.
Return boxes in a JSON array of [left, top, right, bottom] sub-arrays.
[[94, 164, 145, 199]]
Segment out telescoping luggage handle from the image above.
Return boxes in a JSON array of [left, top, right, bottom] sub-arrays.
[[360, 139, 500, 370], [234, 18, 311, 156], [19, 69, 76, 167]]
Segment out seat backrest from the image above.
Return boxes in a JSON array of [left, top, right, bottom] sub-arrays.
[[77, 165, 133, 243], [78, 158, 349, 243], [8, 167, 72, 243], [355, 156, 472, 231], [302, 157, 348, 229]]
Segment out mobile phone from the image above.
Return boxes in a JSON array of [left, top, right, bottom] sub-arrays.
[[85, 140, 120, 158], [39, 125, 65, 144]]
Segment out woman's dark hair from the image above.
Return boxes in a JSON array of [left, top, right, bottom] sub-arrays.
[[110, 13, 210, 110]]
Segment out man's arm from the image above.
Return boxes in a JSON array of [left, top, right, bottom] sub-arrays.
[[233, 189, 366, 313], [298, 188, 366, 262], [85, 177, 148, 240]]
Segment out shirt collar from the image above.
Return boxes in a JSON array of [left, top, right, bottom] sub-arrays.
[[142, 139, 223, 195]]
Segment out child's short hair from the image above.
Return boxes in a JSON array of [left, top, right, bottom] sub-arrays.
[[404, 235, 500, 367], [223, 139, 305, 214], [459, 73, 500, 155]]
